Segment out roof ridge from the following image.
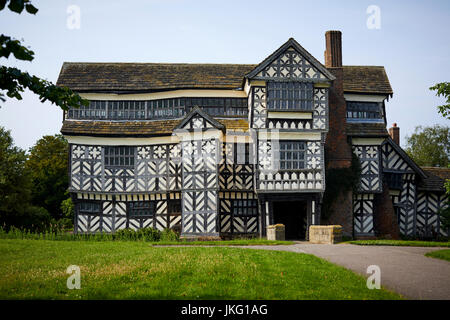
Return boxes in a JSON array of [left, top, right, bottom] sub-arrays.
[[62, 62, 258, 66], [343, 65, 386, 68]]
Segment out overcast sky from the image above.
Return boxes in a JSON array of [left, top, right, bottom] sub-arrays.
[[0, 0, 449, 151]]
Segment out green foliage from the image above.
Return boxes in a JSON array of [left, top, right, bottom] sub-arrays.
[[26, 135, 69, 219], [0, 127, 72, 231], [160, 228, 180, 241], [438, 201, 450, 231], [20, 206, 52, 232], [0, 127, 33, 228], [0, 34, 34, 61], [405, 125, 449, 167], [0, 66, 89, 109], [0, 226, 172, 242], [0, 0, 88, 109], [0, 0, 38, 14], [60, 197, 74, 220], [430, 82, 450, 119], [321, 152, 361, 218]]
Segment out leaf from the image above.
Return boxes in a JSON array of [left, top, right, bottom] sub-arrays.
[[8, 0, 25, 13], [0, 0, 7, 11], [25, 3, 37, 14]]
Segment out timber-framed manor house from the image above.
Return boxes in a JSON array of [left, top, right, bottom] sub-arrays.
[[58, 31, 449, 240]]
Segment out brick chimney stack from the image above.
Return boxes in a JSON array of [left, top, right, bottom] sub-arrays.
[[323, 29, 350, 168], [325, 31, 342, 68], [389, 123, 400, 145], [322, 30, 353, 237]]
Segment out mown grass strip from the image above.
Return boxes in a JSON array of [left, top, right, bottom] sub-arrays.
[[347, 240, 450, 247], [425, 249, 450, 261]]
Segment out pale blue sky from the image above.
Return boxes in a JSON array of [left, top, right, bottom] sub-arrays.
[[0, 0, 449, 150]]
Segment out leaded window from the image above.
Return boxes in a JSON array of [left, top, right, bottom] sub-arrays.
[[346, 102, 382, 120], [168, 200, 182, 214], [104, 146, 135, 169], [78, 202, 102, 214], [232, 199, 258, 216], [279, 141, 306, 170], [67, 101, 107, 119], [384, 172, 403, 190], [66, 97, 248, 120], [108, 101, 146, 119], [127, 201, 156, 218], [147, 98, 185, 118], [185, 97, 247, 116], [267, 82, 314, 110]]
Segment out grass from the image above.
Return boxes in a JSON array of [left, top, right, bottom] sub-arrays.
[[153, 239, 294, 246], [347, 240, 450, 247], [0, 239, 401, 300], [425, 249, 450, 262]]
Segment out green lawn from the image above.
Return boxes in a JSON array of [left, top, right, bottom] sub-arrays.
[[347, 240, 450, 247], [153, 239, 294, 246], [425, 249, 450, 262], [0, 239, 401, 300]]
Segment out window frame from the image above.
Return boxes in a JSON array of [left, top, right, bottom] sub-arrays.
[[104, 146, 136, 170], [127, 201, 156, 218], [78, 201, 102, 215], [168, 200, 182, 215], [346, 101, 383, 121], [266, 81, 314, 111], [278, 141, 306, 170], [231, 199, 258, 217], [384, 171, 403, 190]]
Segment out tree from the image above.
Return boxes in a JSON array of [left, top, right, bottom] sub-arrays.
[[0, 0, 88, 110], [26, 135, 69, 220], [430, 82, 450, 119], [0, 126, 31, 226], [405, 125, 449, 167]]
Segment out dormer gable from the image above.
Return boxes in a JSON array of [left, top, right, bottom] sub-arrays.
[[246, 38, 335, 82], [175, 106, 226, 132]]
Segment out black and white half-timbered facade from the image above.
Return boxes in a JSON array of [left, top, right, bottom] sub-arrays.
[[57, 31, 449, 240]]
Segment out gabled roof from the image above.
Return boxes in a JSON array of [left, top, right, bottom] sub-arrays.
[[343, 66, 393, 96], [56, 41, 392, 95], [175, 106, 225, 131], [419, 167, 450, 192], [245, 38, 336, 81], [383, 137, 427, 179]]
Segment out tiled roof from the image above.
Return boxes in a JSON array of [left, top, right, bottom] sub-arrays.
[[346, 122, 389, 137], [61, 119, 249, 137], [342, 66, 393, 96], [419, 167, 450, 192], [56, 63, 392, 95], [56, 63, 256, 92]]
